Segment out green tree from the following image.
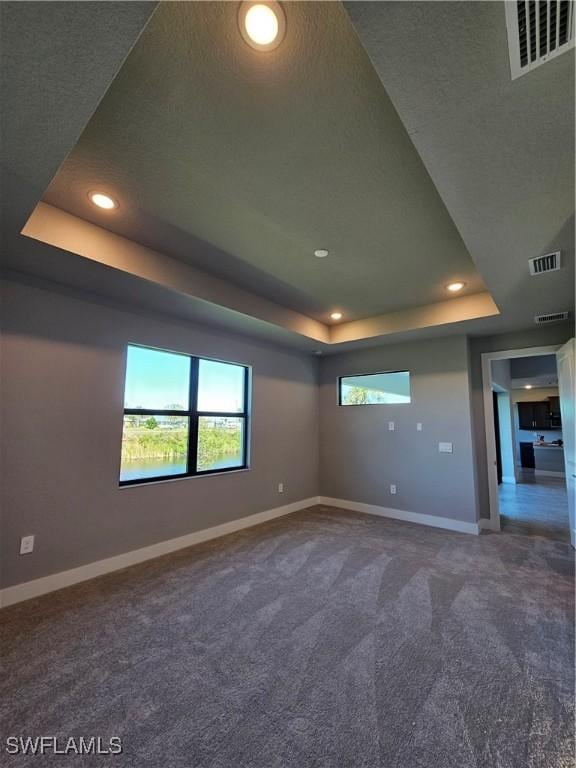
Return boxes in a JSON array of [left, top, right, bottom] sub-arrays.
[[346, 386, 369, 405], [144, 417, 158, 430]]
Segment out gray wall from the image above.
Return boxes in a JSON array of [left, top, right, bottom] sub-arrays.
[[0, 277, 319, 588], [490, 358, 511, 391], [496, 394, 516, 482], [319, 336, 478, 524], [468, 325, 572, 519], [2, 273, 572, 590], [489, 360, 516, 483]]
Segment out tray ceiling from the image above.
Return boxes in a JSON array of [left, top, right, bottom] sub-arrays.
[[41, 1, 487, 325], [6, 1, 571, 350]]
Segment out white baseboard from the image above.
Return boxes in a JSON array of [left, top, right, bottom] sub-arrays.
[[479, 517, 500, 532], [535, 470, 565, 478], [319, 497, 479, 535], [0, 497, 320, 609]]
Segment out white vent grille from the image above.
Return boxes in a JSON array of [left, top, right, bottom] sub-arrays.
[[534, 311, 569, 324], [506, 1, 575, 79], [529, 250, 561, 275]]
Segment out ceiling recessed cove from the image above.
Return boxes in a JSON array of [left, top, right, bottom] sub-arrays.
[[239, 2, 286, 52]]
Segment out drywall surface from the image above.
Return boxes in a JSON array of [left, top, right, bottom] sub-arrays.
[[319, 336, 478, 523], [496, 393, 516, 482], [468, 326, 572, 519], [491, 358, 511, 392], [0, 277, 319, 588], [490, 359, 516, 483]]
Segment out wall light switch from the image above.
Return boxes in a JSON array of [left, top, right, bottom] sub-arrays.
[[438, 442, 453, 454], [390, 484, 397, 495], [20, 535, 35, 555], [388, 422, 395, 431], [278, 482, 284, 493], [416, 422, 423, 431]]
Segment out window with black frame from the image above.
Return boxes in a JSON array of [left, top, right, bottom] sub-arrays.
[[120, 345, 249, 485], [339, 371, 411, 405]]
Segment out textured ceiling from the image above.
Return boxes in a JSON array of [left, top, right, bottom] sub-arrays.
[[0, 1, 156, 232], [510, 354, 558, 388], [42, 1, 485, 323], [3, 1, 573, 352], [345, 1, 575, 332]]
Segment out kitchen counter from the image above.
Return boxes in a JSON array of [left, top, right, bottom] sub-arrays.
[[533, 444, 565, 475], [533, 443, 564, 449]]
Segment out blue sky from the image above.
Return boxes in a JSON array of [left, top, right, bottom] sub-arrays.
[[124, 346, 244, 411]]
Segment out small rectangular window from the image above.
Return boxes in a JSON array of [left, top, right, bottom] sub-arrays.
[[339, 371, 411, 405], [120, 345, 250, 485]]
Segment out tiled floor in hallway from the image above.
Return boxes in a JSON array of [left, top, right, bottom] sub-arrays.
[[499, 471, 570, 542]]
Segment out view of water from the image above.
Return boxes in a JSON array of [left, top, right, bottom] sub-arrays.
[[120, 452, 242, 482]]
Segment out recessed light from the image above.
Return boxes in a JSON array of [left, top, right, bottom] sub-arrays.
[[524, 384, 533, 389], [314, 249, 329, 259], [89, 192, 117, 210], [446, 281, 465, 292], [330, 312, 343, 321], [239, 2, 286, 51]]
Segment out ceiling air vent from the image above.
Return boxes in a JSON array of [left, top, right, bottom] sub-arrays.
[[505, 1, 575, 80], [534, 311, 569, 324], [528, 250, 561, 275]]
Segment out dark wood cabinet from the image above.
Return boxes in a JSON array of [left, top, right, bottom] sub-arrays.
[[548, 396, 562, 427], [520, 442, 535, 468], [517, 398, 562, 430], [518, 402, 548, 429], [533, 402, 552, 429], [518, 402, 531, 429], [518, 402, 533, 429]]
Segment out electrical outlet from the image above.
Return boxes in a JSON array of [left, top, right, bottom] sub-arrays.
[[438, 442, 453, 453], [390, 484, 397, 495], [388, 421, 395, 431], [20, 535, 35, 555], [416, 422, 423, 431], [278, 482, 284, 493]]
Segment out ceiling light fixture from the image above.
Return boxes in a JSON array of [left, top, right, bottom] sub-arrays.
[[314, 249, 329, 259], [524, 384, 533, 389], [239, 2, 286, 51], [330, 312, 343, 321], [89, 192, 117, 210], [446, 281, 465, 292]]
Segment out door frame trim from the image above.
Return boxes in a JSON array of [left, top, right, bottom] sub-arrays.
[[481, 345, 561, 531]]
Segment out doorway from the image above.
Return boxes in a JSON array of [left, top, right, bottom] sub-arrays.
[[493, 391, 503, 485], [482, 343, 574, 544]]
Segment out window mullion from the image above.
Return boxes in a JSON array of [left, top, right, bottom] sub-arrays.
[[188, 357, 200, 475], [242, 365, 249, 466]]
